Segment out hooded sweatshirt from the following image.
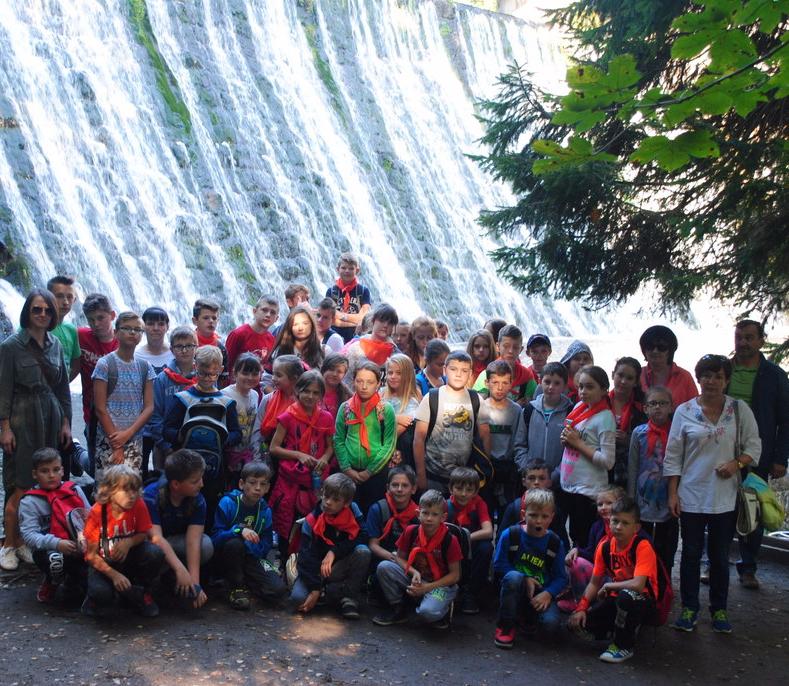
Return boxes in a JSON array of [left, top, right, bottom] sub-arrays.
[[513, 394, 575, 484], [211, 488, 274, 560]]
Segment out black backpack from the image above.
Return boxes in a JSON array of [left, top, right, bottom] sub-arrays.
[[505, 524, 561, 568]]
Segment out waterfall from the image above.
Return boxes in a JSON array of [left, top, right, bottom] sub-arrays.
[[0, 0, 578, 336]]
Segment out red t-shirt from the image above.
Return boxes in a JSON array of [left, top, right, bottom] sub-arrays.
[[225, 323, 274, 375], [592, 535, 658, 598], [83, 498, 152, 559], [396, 524, 462, 582], [78, 327, 118, 423], [449, 494, 491, 533]]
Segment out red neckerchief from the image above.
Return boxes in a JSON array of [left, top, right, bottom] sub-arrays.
[[347, 392, 381, 457], [449, 495, 479, 528], [472, 360, 487, 380], [286, 402, 329, 455], [510, 360, 535, 388], [380, 493, 419, 540], [307, 506, 359, 546], [261, 389, 294, 438], [196, 331, 220, 346], [163, 366, 195, 387], [609, 391, 641, 431], [335, 278, 358, 312], [566, 398, 610, 427], [566, 376, 579, 403], [359, 336, 395, 366], [407, 523, 447, 581], [646, 419, 669, 460]]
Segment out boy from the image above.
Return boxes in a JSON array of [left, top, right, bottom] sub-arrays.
[[493, 489, 567, 649], [143, 449, 212, 609], [447, 467, 493, 615], [366, 466, 419, 573], [526, 333, 552, 382], [325, 252, 372, 343], [79, 292, 118, 427], [192, 298, 229, 388], [435, 320, 449, 341], [290, 473, 370, 619], [413, 351, 491, 493], [393, 320, 410, 353], [340, 302, 399, 381], [135, 307, 171, 373], [19, 448, 89, 604], [373, 489, 462, 628], [47, 275, 80, 381], [271, 284, 310, 339], [316, 297, 345, 352], [568, 497, 659, 663], [92, 312, 155, 478], [225, 295, 279, 376], [474, 325, 537, 405], [212, 461, 287, 610]]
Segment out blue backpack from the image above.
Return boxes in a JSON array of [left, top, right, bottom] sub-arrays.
[[175, 391, 234, 481]]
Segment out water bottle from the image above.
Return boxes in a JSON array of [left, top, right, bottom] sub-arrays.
[[312, 471, 322, 491]]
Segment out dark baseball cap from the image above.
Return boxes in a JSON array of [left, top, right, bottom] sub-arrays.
[[527, 333, 551, 349]]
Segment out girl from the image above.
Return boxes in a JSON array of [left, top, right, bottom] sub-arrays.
[[415, 338, 450, 396], [320, 353, 351, 419], [466, 329, 496, 386], [405, 316, 438, 370], [334, 362, 397, 514], [252, 355, 304, 460], [340, 303, 399, 384], [608, 357, 646, 488], [559, 340, 593, 404], [627, 386, 678, 573], [222, 353, 262, 484], [381, 353, 423, 468], [269, 370, 335, 560], [272, 305, 326, 370], [559, 365, 616, 547]]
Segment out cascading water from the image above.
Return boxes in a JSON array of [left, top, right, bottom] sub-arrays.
[[0, 0, 584, 335]]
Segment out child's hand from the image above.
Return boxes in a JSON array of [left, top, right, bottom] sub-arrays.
[[192, 588, 208, 609], [565, 547, 578, 565], [406, 578, 428, 597], [314, 458, 328, 474], [597, 583, 610, 601], [668, 492, 681, 518], [298, 453, 317, 469], [109, 429, 130, 449], [241, 527, 260, 544], [525, 576, 539, 599], [112, 572, 131, 592], [0, 426, 16, 453], [298, 589, 321, 613], [356, 470, 370, 484], [561, 426, 582, 449], [111, 447, 125, 465], [409, 570, 422, 587], [615, 429, 627, 444], [531, 590, 552, 612], [174, 568, 194, 596], [57, 539, 79, 556], [110, 538, 132, 562], [568, 610, 587, 629], [320, 551, 335, 578], [389, 450, 402, 467]]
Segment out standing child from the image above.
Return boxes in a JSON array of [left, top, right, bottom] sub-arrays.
[[609, 357, 646, 488], [340, 303, 399, 382], [224, 295, 278, 377], [474, 325, 537, 404], [92, 312, 155, 478], [222, 353, 263, 485], [415, 339, 450, 396], [290, 473, 371, 618], [366, 466, 419, 574], [320, 353, 351, 419], [406, 317, 439, 371], [393, 320, 411, 354], [325, 252, 372, 343], [466, 329, 496, 387], [272, 305, 326, 370], [559, 340, 594, 404], [525, 334, 552, 383], [136, 307, 171, 373], [192, 298, 229, 388], [493, 489, 567, 649], [269, 370, 335, 560], [47, 275, 81, 381], [316, 298, 345, 352], [381, 353, 422, 468], [212, 461, 287, 610], [251, 355, 305, 459]]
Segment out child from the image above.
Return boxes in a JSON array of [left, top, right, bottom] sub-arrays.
[[284, 283, 311, 309], [222, 353, 263, 484], [406, 316, 438, 370], [272, 305, 326, 370], [269, 370, 335, 560], [325, 252, 372, 343], [19, 448, 89, 604], [413, 351, 491, 493], [381, 353, 422, 468], [526, 333, 552, 382], [316, 297, 345, 352], [335, 362, 397, 513], [466, 329, 496, 387], [47, 275, 81, 381], [609, 357, 646, 488], [192, 298, 229, 388], [290, 473, 370, 618], [560, 365, 616, 547], [212, 461, 287, 609], [81, 465, 165, 617], [340, 303, 399, 382], [568, 497, 659, 664], [493, 489, 567, 649], [447, 467, 493, 615], [393, 320, 411, 354], [225, 295, 278, 377], [415, 338, 450, 395], [435, 320, 449, 340], [143, 449, 211, 608], [366, 466, 419, 572], [627, 386, 677, 573], [136, 307, 171, 373], [320, 353, 351, 419], [92, 312, 156, 477], [473, 325, 537, 404], [559, 340, 594, 404], [78, 293, 118, 429], [373, 489, 461, 627], [252, 354, 305, 458]]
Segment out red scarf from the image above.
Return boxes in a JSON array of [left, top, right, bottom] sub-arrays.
[[308, 507, 360, 546], [510, 360, 535, 389], [406, 523, 447, 581], [335, 278, 358, 311], [162, 366, 195, 388], [260, 389, 294, 438], [472, 360, 487, 380], [380, 493, 419, 540], [646, 419, 669, 460], [346, 392, 381, 457], [286, 402, 329, 455], [196, 330, 221, 347], [609, 391, 641, 431], [449, 495, 478, 529], [359, 336, 395, 366], [566, 376, 579, 403], [566, 398, 610, 427]]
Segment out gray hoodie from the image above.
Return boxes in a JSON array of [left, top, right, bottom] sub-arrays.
[[19, 483, 90, 551], [513, 394, 574, 484]]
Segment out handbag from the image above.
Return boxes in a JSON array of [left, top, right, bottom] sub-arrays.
[[733, 400, 761, 536]]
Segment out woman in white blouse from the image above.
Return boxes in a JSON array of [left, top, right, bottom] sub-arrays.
[[664, 354, 761, 635]]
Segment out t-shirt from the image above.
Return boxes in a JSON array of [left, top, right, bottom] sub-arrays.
[[135, 348, 172, 374], [225, 323, 275, 373], [92, 352, 156, 438], [365, 499, 419, 547], [484, 398, 522, 461], [560, 409, 617, 497], [415, 386, 490, 480], [51, 322, 79, 375], [83, 498, 152, 559], [222, 385, 260, 450], [396, 524, 462, 582], [322, 329, 345, 352], [78, 327, 118, 423], [592, 535, 658, 599], [278, 408, 335, 457], [143, 478, 207, 536], [448, 494, 491, 533], [728, 365, 757, 408], [325, 283, 372, 343], [640, 363, 698, 406]]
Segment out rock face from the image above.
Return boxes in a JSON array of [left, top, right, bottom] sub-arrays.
[[0, 0, 570, 336]]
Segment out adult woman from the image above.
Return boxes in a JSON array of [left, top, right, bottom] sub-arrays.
[[0, 289, 71, 570], [639, 325, 698, 405], [664, 355, 761, 634], [272, 305, 326, 370]]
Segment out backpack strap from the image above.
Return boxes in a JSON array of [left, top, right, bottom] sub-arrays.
[[521, 403, 535, 453], [100, 504, 112, 559], [506, 524, 521, 564], [376, 497, 391, 528], [106, 353, 118, 398], [469, 389, 480, 430], [426, 389, 439, 442], [601, 539, 612, 571], [545, 531, 561, 559]]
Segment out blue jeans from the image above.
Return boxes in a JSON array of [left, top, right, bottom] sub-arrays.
[[679, 511, 736, 613], [497, 570, 561, 634], [376, 560, 458, 623]]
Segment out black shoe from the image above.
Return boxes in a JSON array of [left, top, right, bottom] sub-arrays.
[[432, 615, 450, 630], [460, 593, 480, 615], [340, 597, 360, 620], [372, 604, 409, 626]]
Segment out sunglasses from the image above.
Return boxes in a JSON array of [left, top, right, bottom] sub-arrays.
[[647, 343, 670, 352], [31, 306, 54, 316]]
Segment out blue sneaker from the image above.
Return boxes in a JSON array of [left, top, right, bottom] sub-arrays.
[[711, 609, 732, 633], [599, 643, 634, 663], [672, 607, 699, 632]]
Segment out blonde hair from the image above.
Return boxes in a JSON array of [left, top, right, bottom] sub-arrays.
[[597, 485, 626, 501], [95, 465, 142, 504], [382, 353, 422, 408], [195, 344, 223, 368], [522, 488, 555, 512]]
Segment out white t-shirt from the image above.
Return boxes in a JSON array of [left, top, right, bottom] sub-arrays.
[[560, 408, 616, 497]]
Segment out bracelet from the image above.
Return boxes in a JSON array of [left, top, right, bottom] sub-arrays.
[[736, 459, 746, 469], [576, 597, 591, 613]]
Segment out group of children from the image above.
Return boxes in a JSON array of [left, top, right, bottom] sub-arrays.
[[2, 252, 701, 664]]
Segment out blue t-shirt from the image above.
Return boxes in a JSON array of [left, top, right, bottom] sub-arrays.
[[365, 498, 419, 548], [143, 478, 207, 536]]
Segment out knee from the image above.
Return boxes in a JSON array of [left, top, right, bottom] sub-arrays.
[[352, 545, 371, 564], [199, 535, 214, 564], [501, 571, 524, 592], [376, 560, 400, 582], [417, 599, 445, 624]]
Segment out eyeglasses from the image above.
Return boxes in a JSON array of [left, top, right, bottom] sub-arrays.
[[196, 369, 221, 378], [31, 306, 54, 316], [648, 343, 670, 352], [118, 327, 145, 335], [645, 400, 671, 408], [172, 344, 197, 352]]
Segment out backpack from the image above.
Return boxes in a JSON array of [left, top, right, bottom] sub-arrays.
[[176, 391, 234, 481], [374, 497, 419, 548], [601, 531, 674, 626], [425, 388, 494, 489], [505, 524, 561, 569], [24, 481, 87, 541], [403, 522, 472, 565]]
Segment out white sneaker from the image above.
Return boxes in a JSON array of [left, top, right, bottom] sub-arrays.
[[16, 545, 34, 564], [0, 546, 19, 571]]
